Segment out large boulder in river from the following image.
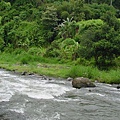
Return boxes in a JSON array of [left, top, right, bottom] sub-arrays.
[[72, 77, 96, 89]]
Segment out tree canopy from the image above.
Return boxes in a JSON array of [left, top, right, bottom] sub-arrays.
[[0, 0, 120, 70]]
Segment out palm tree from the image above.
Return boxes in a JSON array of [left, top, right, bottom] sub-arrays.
[[58, 17, 76, 39]]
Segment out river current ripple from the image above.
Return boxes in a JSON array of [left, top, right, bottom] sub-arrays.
[[0, 69, 120, 120]]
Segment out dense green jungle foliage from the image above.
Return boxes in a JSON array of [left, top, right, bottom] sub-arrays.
[[0, 0, 120, 71]]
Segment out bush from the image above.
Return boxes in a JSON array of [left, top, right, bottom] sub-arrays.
[[61, 11, 69, 19], [28, 47, 45, 56], [13, 48, 25, 55], [19, 53, 33, 64], [60, 38, 79, 60], [45, 47, 60, 58], [77, 19, 104, 33], [98, 69, 120, 84], [43, 40, 62, 58], [0, 37, 4, 51], [75, 58, 92, 66], [68, 65, 99, 80]]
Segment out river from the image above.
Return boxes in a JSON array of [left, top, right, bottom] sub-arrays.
[[0, 69, 120, 120]]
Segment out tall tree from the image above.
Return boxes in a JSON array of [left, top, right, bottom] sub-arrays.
[[93, 12, 120, 69], [70, 0, 85, 21], [41, 6, 58, 42]]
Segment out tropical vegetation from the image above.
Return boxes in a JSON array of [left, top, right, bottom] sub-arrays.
[[0, 0, 120, 83]]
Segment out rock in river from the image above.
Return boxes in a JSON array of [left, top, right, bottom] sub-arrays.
[[72, 77, 96, 89]]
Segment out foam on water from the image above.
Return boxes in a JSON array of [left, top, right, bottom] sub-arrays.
[[86, 93, 105, 97], [51, 112, 61, 120], [0, 70, 72, 101], [0, 93, 13, 102], [9, 108, 25, 114], [21, 83, 71, 99]]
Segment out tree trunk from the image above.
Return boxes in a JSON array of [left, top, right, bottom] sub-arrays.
[[110, 0, 113, 5]]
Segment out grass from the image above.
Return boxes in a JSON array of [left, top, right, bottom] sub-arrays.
[[0, 52, 70, 78], [0, 16, 2, 24], [98, 70, 120, 84], [0, 52, 120, 84], [68, 65, 100, 80], [68, 65, 120, 84]]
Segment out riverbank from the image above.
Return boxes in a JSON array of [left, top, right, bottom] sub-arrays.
[[0, 52, 120, 84]]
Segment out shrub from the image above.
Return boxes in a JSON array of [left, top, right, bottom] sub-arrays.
[[0, 37, 4, 51], [68, 65, 99, 79], [77, 19, 104, 33], [98, 69, 120, 84], [13, 48, 25, 55], [61, 11, 69, 19], [45, 47, 60, 58], [28, 47, 42, 56], [19, 53, 33, 64], [60, 38, 79, 60], [75, 58, 92, 66]]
